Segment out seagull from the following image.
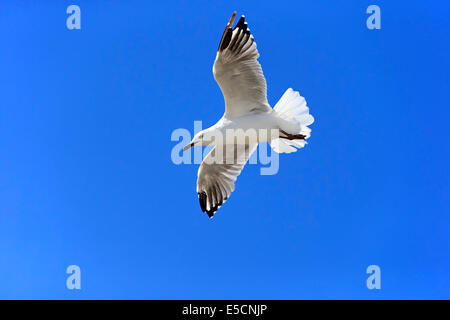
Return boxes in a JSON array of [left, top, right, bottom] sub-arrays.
[[183, 12, 314, 218]]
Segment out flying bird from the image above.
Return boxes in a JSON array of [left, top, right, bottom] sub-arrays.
[[183, 12, 314, 218]]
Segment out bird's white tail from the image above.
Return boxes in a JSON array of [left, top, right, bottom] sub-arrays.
[[270, 88, 314, 153]]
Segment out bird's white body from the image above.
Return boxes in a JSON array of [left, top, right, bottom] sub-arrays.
[[184, 12, 314, 217], [211, 112, 284, 143]]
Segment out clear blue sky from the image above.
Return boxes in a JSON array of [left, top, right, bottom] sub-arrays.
[[0, 0, 449, 299]]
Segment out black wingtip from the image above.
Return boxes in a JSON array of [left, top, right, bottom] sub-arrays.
[[234, 15, 246, 30], [206, 207, 218, 218], [206, 200, 219, 218], [198, 191, 220, 218], [218, 12, 236, 52], [198, 191, 219, 218], [198, 192, 207, 212], [219, 27, 232, 51]]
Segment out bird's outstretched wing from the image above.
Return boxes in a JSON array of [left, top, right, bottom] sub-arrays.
[[213, 12, 272, 117], [197, 142, 258, 218]]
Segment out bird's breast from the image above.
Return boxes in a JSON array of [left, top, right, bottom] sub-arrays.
[[216, 113, 279, 144]]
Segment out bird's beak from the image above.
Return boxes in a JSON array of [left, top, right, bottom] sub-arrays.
[[183, 142, 194, 152]]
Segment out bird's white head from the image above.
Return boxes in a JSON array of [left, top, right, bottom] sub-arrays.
[[182, 128, 218, 152]]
